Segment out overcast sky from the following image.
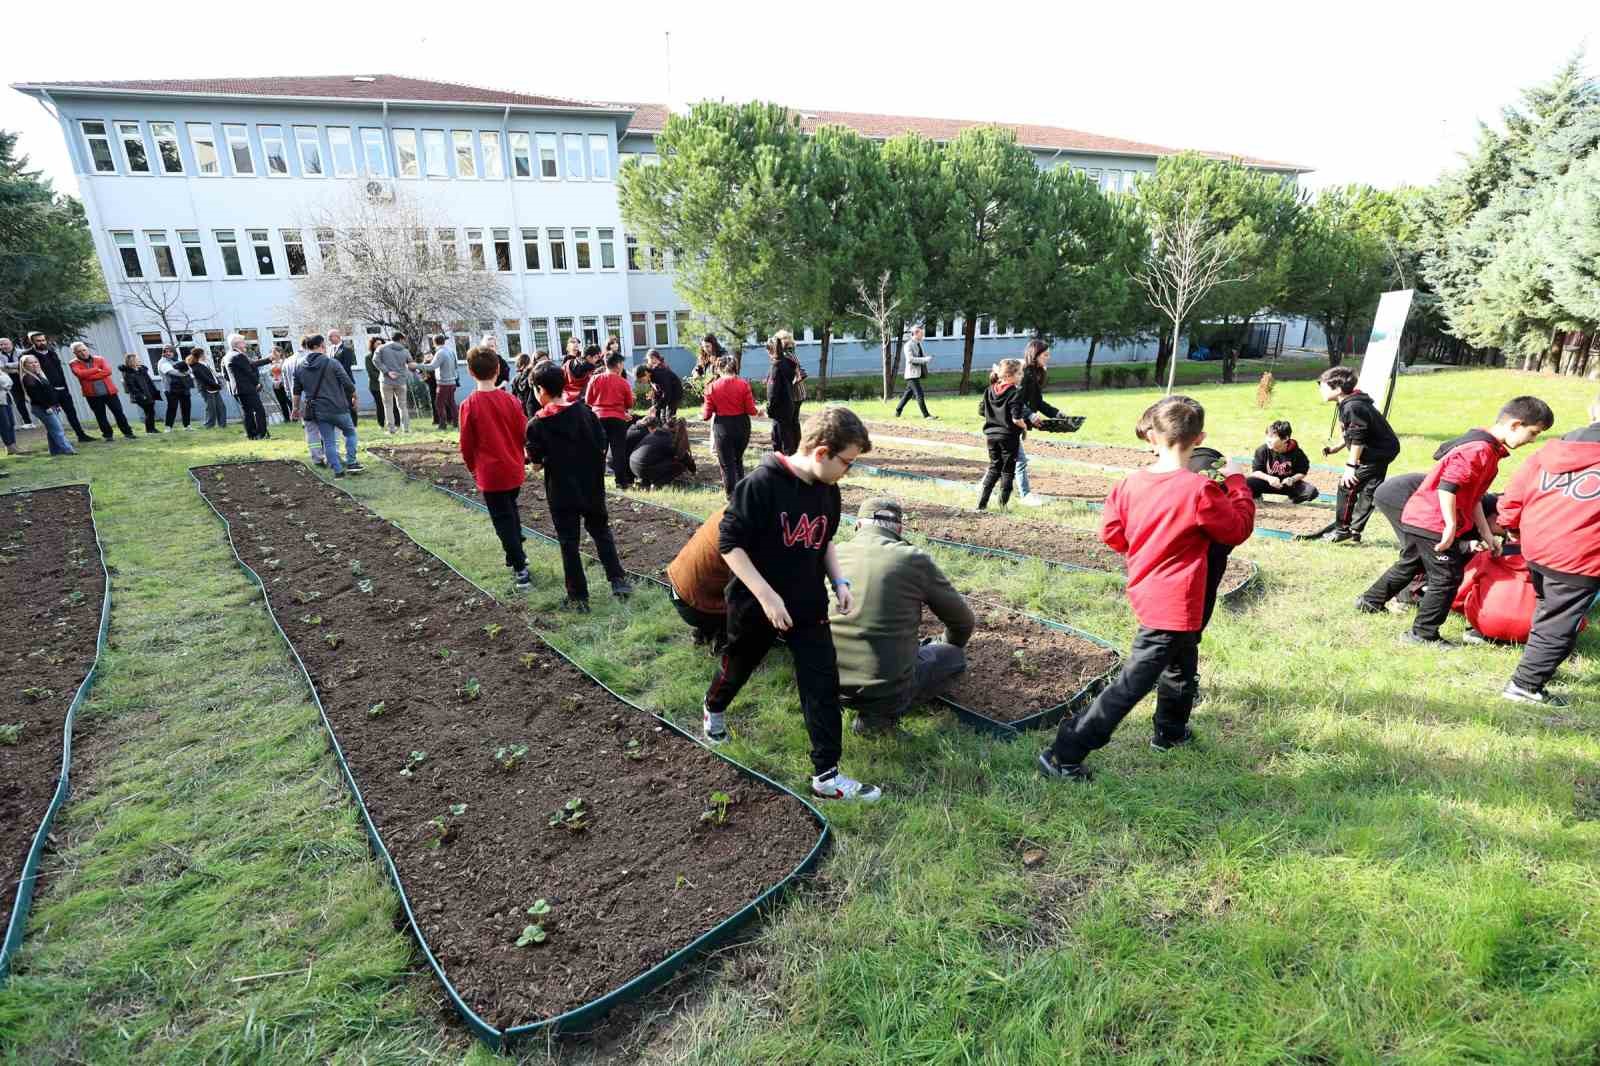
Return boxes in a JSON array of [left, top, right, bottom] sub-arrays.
[[4, 0, 1594, 197]]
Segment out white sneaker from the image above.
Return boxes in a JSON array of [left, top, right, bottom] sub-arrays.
[[810, 768, 882, 802], [20, 423, 36, 430], [1019, 493, 1046, 507], [702, 705, 728, 746]]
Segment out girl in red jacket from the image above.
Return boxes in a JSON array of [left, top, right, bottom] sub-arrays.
[[1040, 396, 1254, 781], [700, 355, 759, 497], [458, 346, 532, 590]]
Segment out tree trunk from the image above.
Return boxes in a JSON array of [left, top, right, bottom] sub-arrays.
[[1325, 326, 1343, 368], [882, 337, 894, 401], [959, 315, 978, 395], [1083, 335, 1100, 388], [1154, 333, 1173, 388], [1165, 320, 1181, 395], [1223, 316, 1248, 384], [817, 321, 832, 401]]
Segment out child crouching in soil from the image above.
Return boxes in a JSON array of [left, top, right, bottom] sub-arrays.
[[1041, 396, 1255, 781], [458, 345, 531, 590]]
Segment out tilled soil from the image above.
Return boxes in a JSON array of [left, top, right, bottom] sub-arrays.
[[193, 461, 819, 1029], [920, 600, 1119, 724], [372, 444, 701, 579], [0, 485, 106, 924]]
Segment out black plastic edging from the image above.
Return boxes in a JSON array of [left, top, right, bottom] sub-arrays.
[[0, 484, 112, 983], [189, 460, 828, 1050]]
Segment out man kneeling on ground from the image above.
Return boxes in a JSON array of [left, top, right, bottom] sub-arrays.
[[831, 496, 976, 735]]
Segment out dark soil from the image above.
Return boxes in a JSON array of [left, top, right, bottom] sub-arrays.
[[371, 444, 702, 579], [193, 461, 818, 1030], [921, 601, 1119, 724], [0, 485, 105, 925]]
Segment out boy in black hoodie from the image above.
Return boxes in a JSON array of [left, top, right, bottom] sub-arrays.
[[1309, 366, 1401, 543], [1248, 420, 1318, 504], [700, 406, 883, 803], [524, 363, 632, 611]]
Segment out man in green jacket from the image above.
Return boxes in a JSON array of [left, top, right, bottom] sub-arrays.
[[832, 496, 976, 735]]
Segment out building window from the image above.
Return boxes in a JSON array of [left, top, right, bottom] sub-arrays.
[[521, 227, 541, 270], [179, 230, 206, 276], [477, 131, 503, 179], [315, 228, 337, 272], [537, 134, 558, 178], [437, 227, 458, 267], [393, 129, 419, 177], [653, 312, 670, 347], [223, 124, 254, 175], [81, 120, 116, 173], [465, 228, 486, 271], [271, 327, 292, 355], [642, 153, 660, 167], [619, 151, 636, 170], [249, 229, 276, 276], [588, 134, 610, 180], [573, 227, 592, 270], [215, 230, 243, 276], [294, 127, 323, 176], [146, 231, 177, 278], [259, 125, 289, 176], [530, 318, 550, 354], [422, 129, 447, 177], [282, 229, 308, 276], [453, 131, 476, 178], [146, 122, 182, 174], [202, 329, 226, 361], [451, 325, 471, 355], [140, 332, 164, 364], [547, 227, 567, 270], [502, 319, 523, 357], [604, 315, 622, 350], [492, 228, 512, 272], [562, 134, 585, 179], [555, 317, 575, 352], [236, 328, 261, 356], [581, 317, 600, 347], [115, 121, 150, 173], [648, 244, 664, 272], [328, 127, 355, 176], [112, 231, 142, 278], [597, 228, 616, 270], [626, 233, 641, 272], [360, 128, 388, 176], [509, 132, 531, 178], [675, 310, 691, 344], [631, 311, 648, 348], [186, 123, 219, 175]]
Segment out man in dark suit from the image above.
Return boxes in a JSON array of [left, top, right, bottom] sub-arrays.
[[328, 329, 359, 424], [226, 333, 273, 440], [26, 331, 92, 442]]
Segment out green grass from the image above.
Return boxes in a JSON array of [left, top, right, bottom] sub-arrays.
[[2, 367, 1599, 1064]]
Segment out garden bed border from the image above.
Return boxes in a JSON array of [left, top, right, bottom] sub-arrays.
[[0, 483, 112, 983], [189, 460, 830, 1050]]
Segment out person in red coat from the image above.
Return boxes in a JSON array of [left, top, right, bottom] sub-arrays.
[[700, 355, 759, 497], [1449, 545, 1589, 646], [1495, 397, 1600, 706], [584, 351, 638, 489], [1040, 395, 1255, 781], [68, 342, 136, 441], [458, 345, 531, 590]]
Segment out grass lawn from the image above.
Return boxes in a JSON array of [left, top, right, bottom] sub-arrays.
[[1, 366, 1598, 1064]]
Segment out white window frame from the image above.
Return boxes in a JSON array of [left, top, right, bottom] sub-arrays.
[[328, 126, 357, 177], [604, 315, 623, 351], [572, 227, 593, 272], [80, 120, 116, 173], [452, 130, 476, 179], [530, 317, 551, 355], [437, 227, 459, 267], [223, 123, 255, 176], [315, 228, 338, 272], [294, 126, 324, 177], [598, 228, 616, 271], [465, 228, 487, 271], [520, 227, 541, 271], [178, 229, 207, 277], [248, 229, 277, 277], [509, 132, 532, 178], [588, 134, 611, 180], [421, 129, 448, 178], [492, 228, 513, 273], [111, 230, 142, 279], [562, 134, 586, 180], [631, 312, 648, 348], [393, 129, 420, 178], [149, 121, 183, 174], [188, 121, 222, 174], [625, 233, 641, 272], [652, 311, 670, 348], [359, 128, 387, 177], [546, 227, 567, 271], [215, 229, 245, 278], [145, 230, 178, 279], [536, 133, 558, 179], [479, 131, 504, 179], [115, 121, 151, 174], [282, 229, 309, 277], [258, 124, 291, 177]]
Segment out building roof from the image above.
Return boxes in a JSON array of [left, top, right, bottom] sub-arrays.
[[11, 74, 626, 114], [620, 102, 1309, 173]]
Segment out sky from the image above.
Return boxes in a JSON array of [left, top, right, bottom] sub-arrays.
[[3, 0, 1595, 198]]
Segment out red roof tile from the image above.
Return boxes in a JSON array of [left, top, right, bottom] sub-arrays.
[[14, 74, 620, 112]]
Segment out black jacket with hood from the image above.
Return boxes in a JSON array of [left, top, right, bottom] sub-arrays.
[[1337, 389, 1400, 465], [718, 452, 842, 627], [524, 398, 608, 511]]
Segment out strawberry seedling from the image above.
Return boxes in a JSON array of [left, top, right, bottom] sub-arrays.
[[460, 678, 482, 702], [0, 722, 23, 745], [548, 797, 589, 832], [399, 750, 426, 777], [367, 701, 387, 719], [700, 790, 734, 827], [494, 743, 527, 771]]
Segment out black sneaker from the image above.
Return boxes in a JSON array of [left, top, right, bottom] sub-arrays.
[[513, 569, 532, 591], [1400, 630, 1455, 649], [1037, 750, 1093, 782], [561, 597, 591, 613], [851, 714, 902, 738], [333, 470, 347, 479], [1354, 597, 1384, 614], [610, 579, 634, 600], [1151, 727, 1196, 751], [345, 462, 365, 473]]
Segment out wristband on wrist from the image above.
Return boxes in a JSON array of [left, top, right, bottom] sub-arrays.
[[1346, 462, 1359, 469], [833, 578, 851, 589]]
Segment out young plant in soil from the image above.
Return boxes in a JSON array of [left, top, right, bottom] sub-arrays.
[[299, 613, 322, 626], [700, 790, 735, 827], [424, 816, 457, 849], [495, 743, 528, 771], [21, 687, 54, 703], [518, 653, 538, 671], [624, 738, 644, 761], [549, 797, 589, 831], [0, 722, 23, 745], [460, 678, 482, 702], [367, 701, 387, 719], [1012, 648, 1037, 677], [517, 899, 552, 946], [399, 750, 427, 777], [483, 623, 503, 639], [324, 633, 343, 649]]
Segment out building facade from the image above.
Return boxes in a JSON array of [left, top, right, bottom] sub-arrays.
[[12, 74, 1308, 406]]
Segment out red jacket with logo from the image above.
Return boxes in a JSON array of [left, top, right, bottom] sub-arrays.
[[1399, 430, 1508, 537], [69, 355, 118, 397], [1102, 467, 1255, 632], [584, 370, 635, 421], [701, 375, 759, 419], [1496, 436, 1600, 579], [458, 387, 527, 493]]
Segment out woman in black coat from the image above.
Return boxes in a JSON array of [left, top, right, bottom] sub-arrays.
[[763, 330, 802, 455], [119, 352, 162, 434]]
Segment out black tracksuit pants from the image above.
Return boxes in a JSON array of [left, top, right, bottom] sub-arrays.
[[1334, 460, 1389, 537], [1512, 567, 1598, 693], [273, 384, 292, 422], [1247, 476, 1319, 504], [769, 406, 800, 455], [550, 505, 628, 602], [896, 379, 930, 417], [238, 390, 269, 439], [85, 394, 134, 439], [977, 435, 1020, 510], [712, 415, 751, 497], [482, 487, 528, 573], [131, 399, 157, 433], [165, 391, 192, 428], [601, 417, 633, 488], [1050, 627, 1200, 765], [1361, 531, 1470, 640], [704, 609, 843, 776], [54, 386, 91, 441]]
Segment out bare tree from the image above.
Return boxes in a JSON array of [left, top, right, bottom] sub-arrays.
[[291, 185, 509, 352], [852, 271, 905, 401], [1133, 206, 1251, 395], [118, 278, 212, 353]]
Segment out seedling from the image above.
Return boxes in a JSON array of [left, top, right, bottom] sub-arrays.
[[300, 614, 322, 626], [519, 653, 538, 671], [357, 579, 375, 595], [700, 790, 734, 827], [266, 558, 282, 570], [294, 589, 321, 605], [436, 648, 452, 661], [1012, 649, 1036, 677], [399, 750, 426, 777], [495, 743, 528, 771], [367, 701, 387, 719], [350, 559, 365, 577], [461, 678, 482, 702], [548, 797, 589, 832], [483, 623, 503, 639], [449, 803, 468, 816], [408, 618, 428, 633], [21, 687, 54, 703], [516, 923, 547, 947], [624, 739, 644, 761], [424, 816, 453, 849], [0, 722, 23, 745], [324, 633, 343, 649]]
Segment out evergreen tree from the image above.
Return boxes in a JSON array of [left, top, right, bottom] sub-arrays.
[[0, 130, 107, 341]]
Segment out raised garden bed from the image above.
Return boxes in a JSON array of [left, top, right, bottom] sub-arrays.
[[919, 600, 1120, 736], [371, 444, 701, 581], [1, 485, 110, 981], [191, 460, 825, 1047]]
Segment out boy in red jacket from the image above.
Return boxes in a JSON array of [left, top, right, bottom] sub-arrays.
[[1357, 397, 1553, 646], [584, 351, 637, 489], [458, 346, 531, 590], [1040, 396, 1255, 781], [1497, 395, 1600, 706]]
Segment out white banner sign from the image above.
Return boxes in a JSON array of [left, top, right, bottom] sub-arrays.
[[1355, 289, 1415, 408]]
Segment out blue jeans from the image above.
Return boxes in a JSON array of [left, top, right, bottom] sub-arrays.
[[1015, 445, 1031, 497], [0, 402, 14, 448], [314, 412, 358, 472], [37, 407, 75, 455]]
